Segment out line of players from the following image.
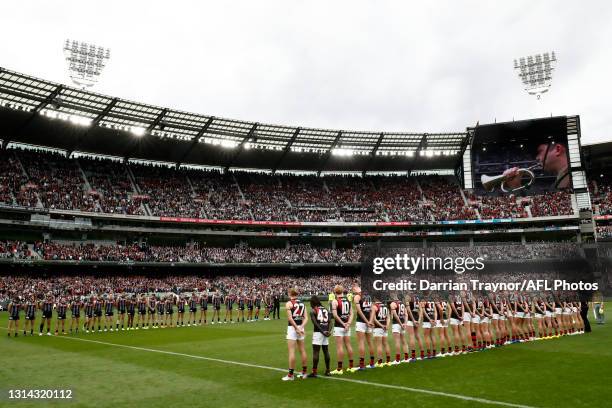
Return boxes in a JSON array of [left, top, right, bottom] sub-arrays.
[[6, 292, 278, 336], [282, 285, 586, 380]]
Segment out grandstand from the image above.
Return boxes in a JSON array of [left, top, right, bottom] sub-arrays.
[[1, 66, 612, 278]]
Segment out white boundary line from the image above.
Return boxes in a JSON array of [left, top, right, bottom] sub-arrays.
[[9, 332, 538, 408]]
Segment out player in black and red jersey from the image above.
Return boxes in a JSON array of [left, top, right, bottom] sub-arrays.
[[329, 285, 354, 375], [449, 293, 469, 354], [306, 295, 331, 378], [389, 296, 410, 364], [350, 285, 375, 371], [405, 294, 425, 361], [282, 288, 308, 381], [420, 298, 437, 358], [370, 295, 391, 367]]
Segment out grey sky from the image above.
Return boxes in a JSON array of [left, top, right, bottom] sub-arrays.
[[1, 1, 611, 144]]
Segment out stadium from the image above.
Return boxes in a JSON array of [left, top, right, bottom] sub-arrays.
[[1, 3, 611, 408]]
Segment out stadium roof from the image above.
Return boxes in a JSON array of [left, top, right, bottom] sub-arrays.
[[0, 67, 465, 172]]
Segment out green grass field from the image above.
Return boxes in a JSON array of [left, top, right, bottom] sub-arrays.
[[1, 306, 611, 408]]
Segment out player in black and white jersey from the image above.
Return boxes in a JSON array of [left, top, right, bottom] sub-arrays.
[[370, 295, 391, 367], [237, 294, 246, 323], [350, 285, 375, 371], [307, 295, 331, 378], [136, 295, 147, 329], [389, 296, 410, 364], [84, 297, 94, 333], [156, 296, 165, 328], [7, 297, 21, 337], [39, 296, 54, 336], [330, 285, 354, 374], [199, 291, 209, 325], [55, 297, 68, 335], [188, 294, 198, 326], [24, 296, 37, 336], [93, 296, 103, 332], [211, 291, 222, 324], [165, 296, 174, 328], [126, 296, 136, 330], [146, 295, 156, 328], [176, 296, 186, 327], [117, 295, 127, 331], [246, 294, 254, 322], [103, 296, 115, 332], [254, 293, 262, 321], [223, 293, 234, 324], [70, 297, 82, 334], [282, 288, 308, 381]]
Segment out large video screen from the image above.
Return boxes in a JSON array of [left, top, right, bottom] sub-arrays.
[[471, 117, 572, 194]]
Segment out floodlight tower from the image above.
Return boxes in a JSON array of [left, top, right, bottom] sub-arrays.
[[513, 52, 556, 100], [63, 39, 110, 89]]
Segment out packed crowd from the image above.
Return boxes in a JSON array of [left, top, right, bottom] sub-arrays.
[[32, 242, 362, 263], [0, 274, 357, 303], [0, 240, 584, 264], [590, 175, 612, 216], [0, 148, 579, 222]]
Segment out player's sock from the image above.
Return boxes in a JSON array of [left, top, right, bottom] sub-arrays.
[[348, 360, 353, 369], [411, 350, 416, 359], [359, 357, 365, 368], [369, 355, 375, 366], [302, 366, 307, 375], [377, 358, 382, 365], [39, 323, 44, 333], [395, 353, 400, 362], [288, 368, 294, 378], [420, 350, 425, 359], [426, 350, 431, 358], [404, 352, 408, 360], [440, 348, 445, 355]]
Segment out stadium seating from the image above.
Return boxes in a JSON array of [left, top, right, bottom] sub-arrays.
[[0, 148, 580, 222]]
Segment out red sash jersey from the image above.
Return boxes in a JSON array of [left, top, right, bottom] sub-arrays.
[[356, 294, 372, 323], [335, 296, 351, 327], [392, 300, 406, 324], [288, 299, 305, 326], [374, 302, 388, 325], [312, 306, 329, 333]]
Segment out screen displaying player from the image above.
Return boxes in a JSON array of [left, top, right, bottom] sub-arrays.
[[471, 117, 572, 194]]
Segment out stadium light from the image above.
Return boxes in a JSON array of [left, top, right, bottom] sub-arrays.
[[332, 148, 354, 156], [63, 39, 111, 89], [513, 52, 556, 99]]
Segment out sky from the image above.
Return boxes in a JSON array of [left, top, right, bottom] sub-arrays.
[[1, 0, 611, 145]]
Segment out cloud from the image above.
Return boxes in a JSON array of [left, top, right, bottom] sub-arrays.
[[1, 0, 611, 143]]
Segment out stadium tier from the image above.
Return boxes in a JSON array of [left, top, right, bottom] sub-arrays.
[[0, 148, 581, 223]]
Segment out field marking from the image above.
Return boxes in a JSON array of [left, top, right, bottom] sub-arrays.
[[16, 332, 538, 408]]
